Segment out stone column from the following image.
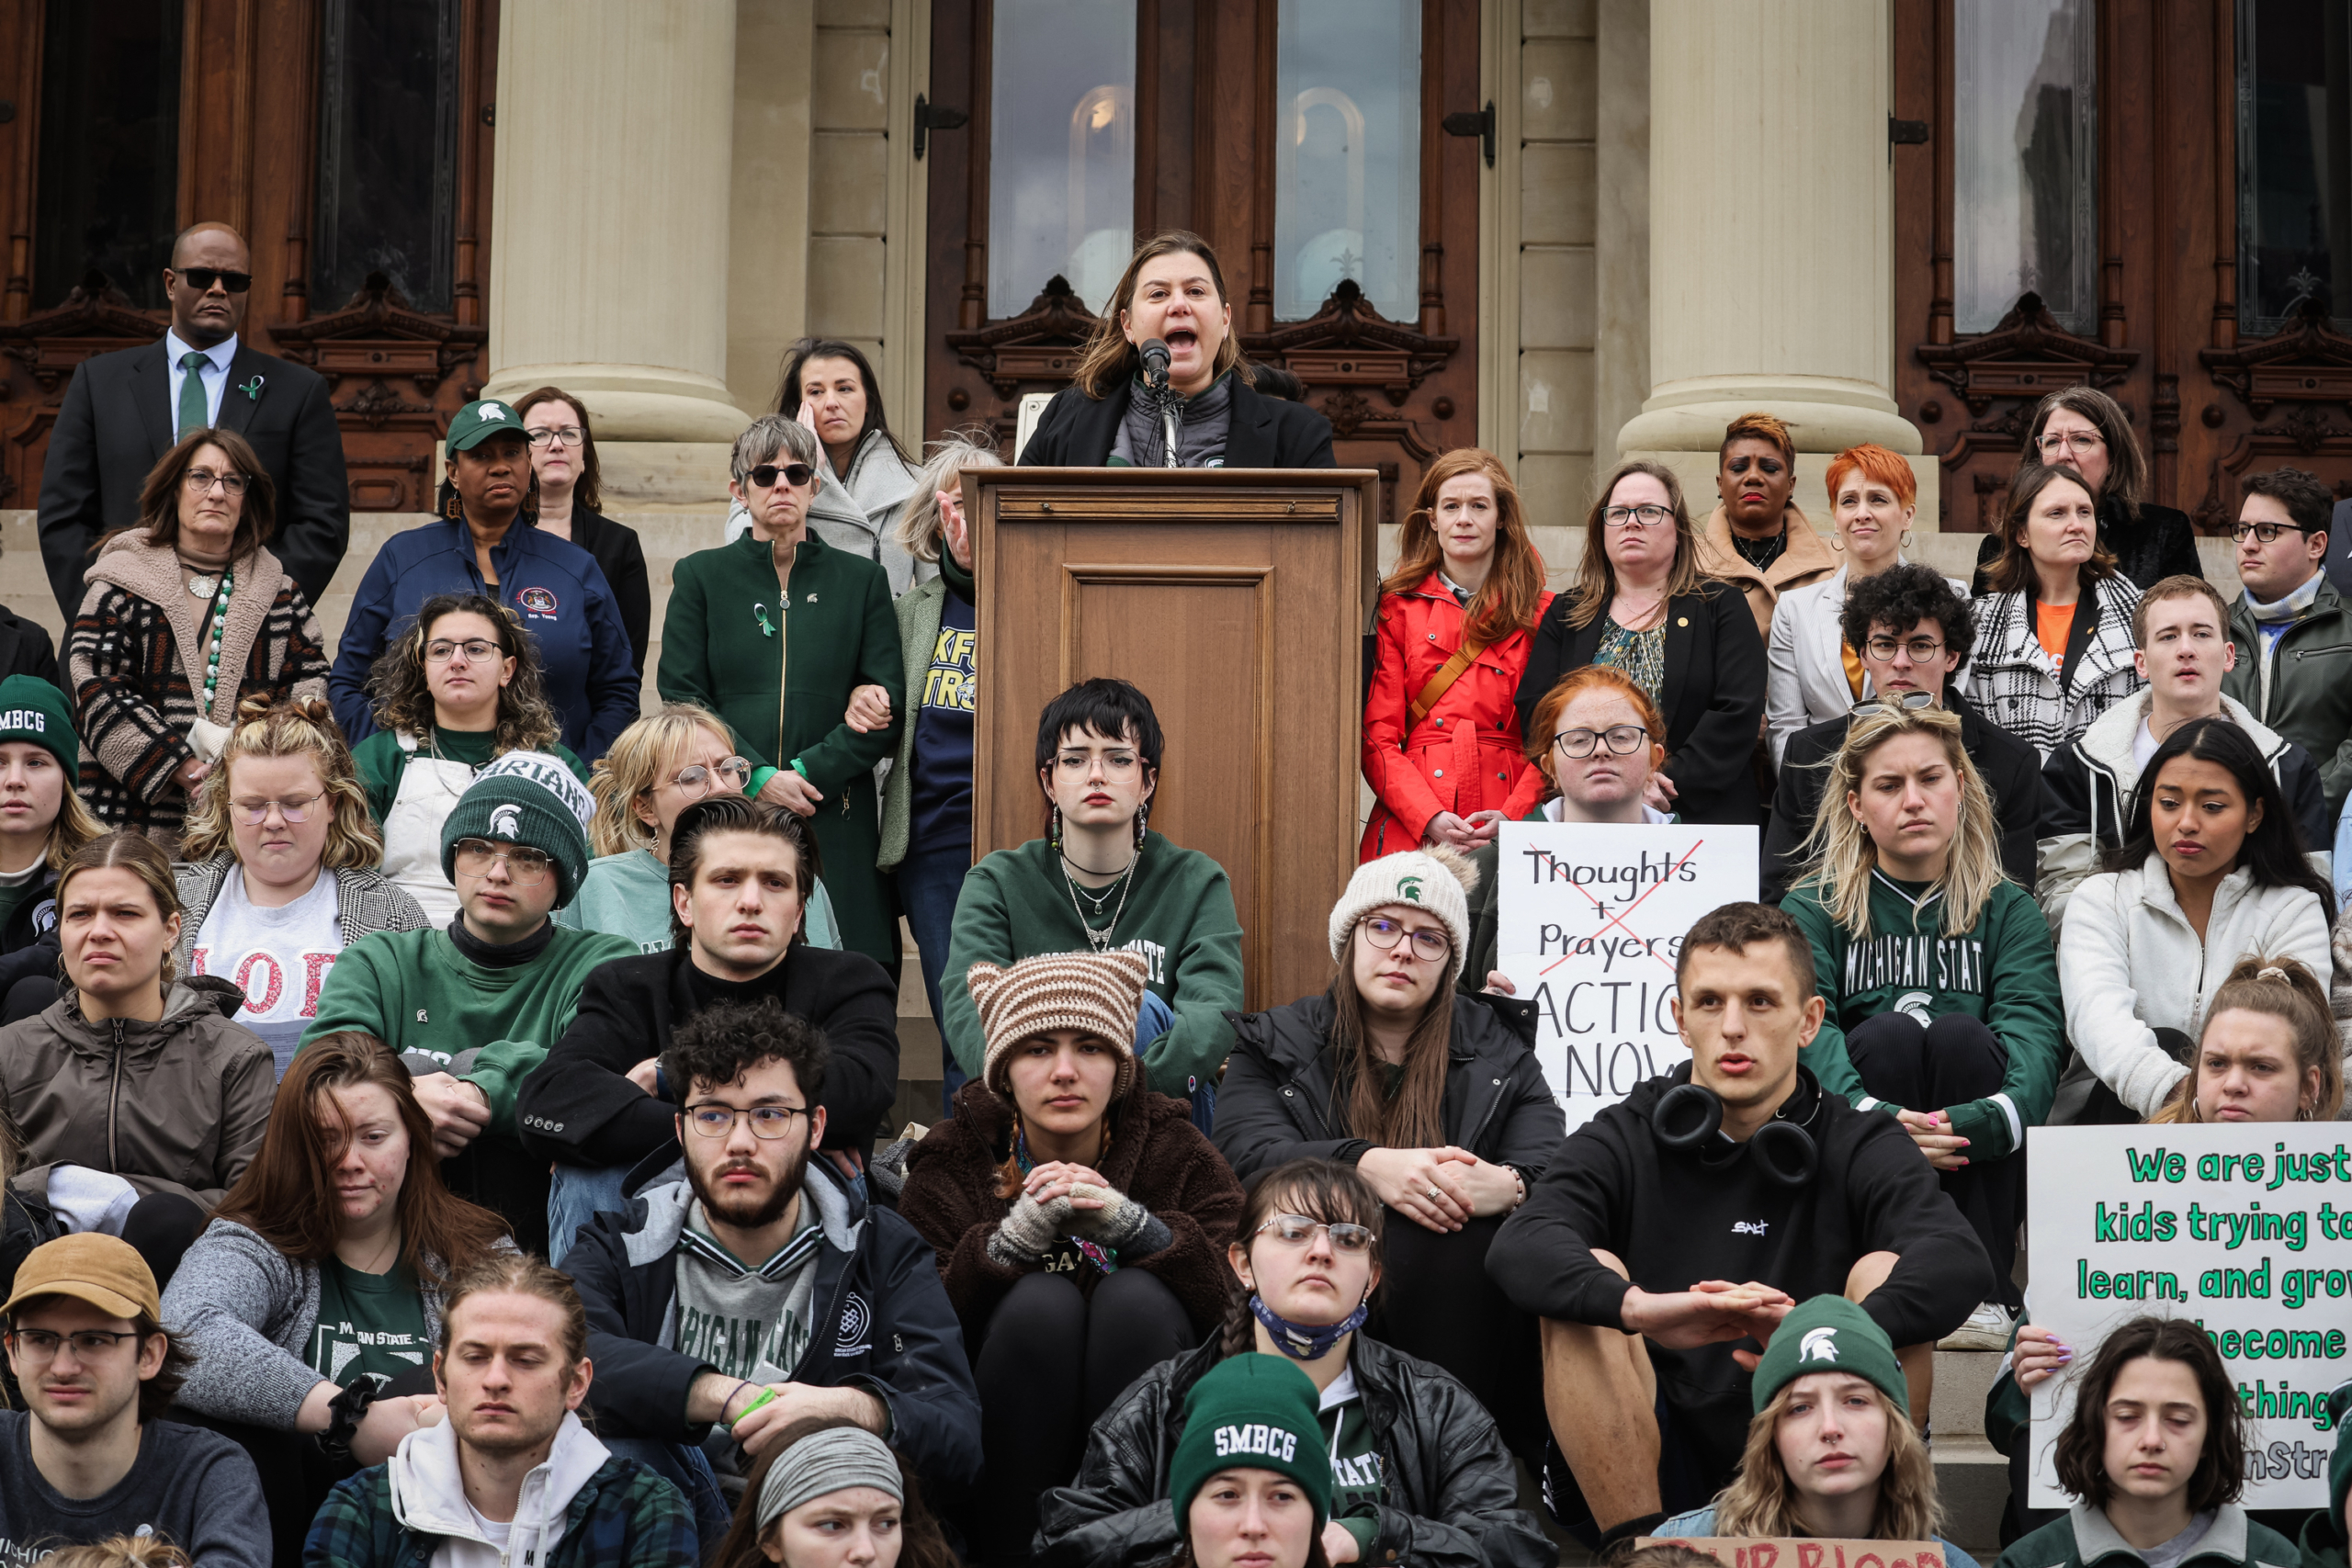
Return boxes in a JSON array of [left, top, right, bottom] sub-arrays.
[[1615, 0, 1931, 519], [482, 0, 745, 502]]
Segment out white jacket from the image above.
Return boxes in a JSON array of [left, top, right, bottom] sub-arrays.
[[1764, 562, 1971, 766], [388, 1408, 610, 1568], [2059, 855, 2333, 1116]]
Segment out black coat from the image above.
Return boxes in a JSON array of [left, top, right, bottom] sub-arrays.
[[514, 944, 901, 1164], [1019, 377, 1337, 468], [1214, 990, 1565, 1185], [1033, 1336, 1556, 1568], [0, 867, 62, 998], [1761, 691, 2041, 904], [0, 612, 59, 692], [1971, 498, 2202, 597], [1512, 580, 1768, 826], [568, 507, 652, 677], [36, 338, 349, 615]]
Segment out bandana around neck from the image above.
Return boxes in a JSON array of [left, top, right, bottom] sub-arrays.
[[1248, 1292, 1368, 1360]]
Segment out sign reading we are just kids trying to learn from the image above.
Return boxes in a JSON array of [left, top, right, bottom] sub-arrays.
[[2027, 1123, 2352, 1508], [1495, 821, 1758, 1130]]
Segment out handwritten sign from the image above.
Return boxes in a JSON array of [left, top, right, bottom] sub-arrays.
[[1495, 821, 1759, 1129], [1634, 1538, 1946, 1568], [2026, 1123, 2352, 1507]]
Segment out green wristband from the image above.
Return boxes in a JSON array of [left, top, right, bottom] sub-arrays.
[[728, 1386, 776, 1429]]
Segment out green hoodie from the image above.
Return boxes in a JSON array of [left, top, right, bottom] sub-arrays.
[[941, 831, 1243, 1095], [1782, 869, 2064, 1161], [298, 924, 637, 1129]]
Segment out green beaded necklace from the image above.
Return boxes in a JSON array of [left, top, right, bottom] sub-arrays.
[[194, 568, 234, 715]]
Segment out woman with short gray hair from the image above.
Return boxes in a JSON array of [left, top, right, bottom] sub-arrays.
[[656, 414, 907, 973]]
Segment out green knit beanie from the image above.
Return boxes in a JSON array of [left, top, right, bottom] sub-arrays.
[[439, 751, 593, 908], [1168, 1354, 1332, 1539], [0, 676, 76, 773], [1750, 1294, 1909, 1417]]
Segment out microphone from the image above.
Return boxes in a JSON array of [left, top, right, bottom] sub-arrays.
[[1139, 338, 1171, 390]]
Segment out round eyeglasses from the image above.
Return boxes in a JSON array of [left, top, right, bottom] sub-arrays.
[[1360, 916, 1449, 962]]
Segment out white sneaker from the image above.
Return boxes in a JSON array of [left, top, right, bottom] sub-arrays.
[[1939, 1301, 2013, 1351]]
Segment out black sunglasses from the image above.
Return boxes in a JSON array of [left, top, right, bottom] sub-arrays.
[[172, 266, 253, 294], [750, 462, 815, 491]]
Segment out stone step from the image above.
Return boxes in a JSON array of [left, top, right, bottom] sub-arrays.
[[1933, 1432, 2010, 1560], [1931, 1346, 2004, 1440]]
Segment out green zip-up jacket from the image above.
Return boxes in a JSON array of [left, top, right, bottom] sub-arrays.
[[941, 832, 1243, 1096], [2222, 571, 2352, 821], [1782, 870, 2064, 1162], [298, 924, 637, 1130]]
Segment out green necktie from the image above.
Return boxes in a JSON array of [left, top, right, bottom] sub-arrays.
[[176, 350, 211, 439]]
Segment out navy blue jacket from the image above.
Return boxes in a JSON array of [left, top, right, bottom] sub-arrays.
[[564, 1154, 984, 1496], [326, 517, 638, 761]]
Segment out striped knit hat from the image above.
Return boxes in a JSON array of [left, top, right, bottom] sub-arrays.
[[967, 949, 1149, 1100]]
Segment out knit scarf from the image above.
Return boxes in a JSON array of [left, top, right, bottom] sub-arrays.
[[2245, 570, 2324, 625], [1112, 370, 1234, 468], [939, 545, 975, 601], [1249, 1292, 1368, 1360]]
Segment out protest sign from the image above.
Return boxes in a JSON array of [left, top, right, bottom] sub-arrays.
[[2026, 1122, 2352, 1508], [1634, 1539, 1946, 1568], [1495, 820, 1758, 1129]]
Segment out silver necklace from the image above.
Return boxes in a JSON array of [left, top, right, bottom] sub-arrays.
[[1062, 844, 1140, 951]]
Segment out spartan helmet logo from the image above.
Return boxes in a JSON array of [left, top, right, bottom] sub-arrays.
[[489, 803, 524, 840], [1799, 1326, 1840, 1364], [1398, 875, 1425, 903], [1894, 991, 1936, 1023]]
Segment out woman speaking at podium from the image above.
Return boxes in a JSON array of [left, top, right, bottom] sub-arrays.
[[1019, 231, 1336, 469]]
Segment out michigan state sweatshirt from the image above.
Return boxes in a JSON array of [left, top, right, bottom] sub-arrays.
[[1782, 870, 2064, 1162], [941, 831, 1243, 1096]]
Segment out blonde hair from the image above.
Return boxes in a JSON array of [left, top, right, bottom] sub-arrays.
[[1710, 1379, 1941, 1540], [1566, 460, 1708, 631], [896, 430, 1003, 563], [19, 760, 102, 874], [1793, 705, 2006, 934], [36, 1540, 193, 1568], [586, 703, 738, 857], [179, 695, 383, 870]]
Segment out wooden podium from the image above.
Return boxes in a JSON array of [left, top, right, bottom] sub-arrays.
[[967, 467, 1380, 1011]]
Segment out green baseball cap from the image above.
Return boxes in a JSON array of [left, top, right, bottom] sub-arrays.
[[446, 399, 526, 454], [1750, 1294, 1910, 1416]]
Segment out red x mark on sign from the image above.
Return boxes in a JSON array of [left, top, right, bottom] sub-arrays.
[[1536, 839, 1708, 976]]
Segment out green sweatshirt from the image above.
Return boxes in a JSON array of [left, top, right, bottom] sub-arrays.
[[941, 831, 1243, 1096], [1782, 869, 2064, 1162], [553, 847, 845, 954], [298, 924, 637, 1130], [350, 727, 587, 825]]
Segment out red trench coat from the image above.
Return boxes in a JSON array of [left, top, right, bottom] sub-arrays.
[[1360, 575, 1555, 862]]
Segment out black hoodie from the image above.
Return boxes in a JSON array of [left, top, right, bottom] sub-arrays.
[[1487, 1066, 1988, 1449]]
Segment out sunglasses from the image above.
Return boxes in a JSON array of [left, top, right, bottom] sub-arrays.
[[749, 462, 815, 491], [172, 266, 253, 293]]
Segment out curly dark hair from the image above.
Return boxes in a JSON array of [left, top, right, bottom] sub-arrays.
[[1838, 560, 1978, 671], [662, 996, 830, 1106], [2052, 1315, 2244, 1512], [666, 795, 823, 950], [364, 592, 563, 755], [2240, 465, 2335, 535]]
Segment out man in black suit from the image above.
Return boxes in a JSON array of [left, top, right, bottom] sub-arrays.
[[35, 222, 348, 618]]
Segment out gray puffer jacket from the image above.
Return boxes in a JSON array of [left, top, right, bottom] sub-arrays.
[[172, 856, 430, 974]]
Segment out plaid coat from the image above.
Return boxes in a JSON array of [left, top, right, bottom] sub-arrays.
[[68, 530, 328, 838], [302, 1452, 695, 1568], [1964, 573, 2144, 760]]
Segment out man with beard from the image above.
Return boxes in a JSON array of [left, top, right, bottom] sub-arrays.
[[563, 996, 980, 1511], [305, 1256, 693, 1568]]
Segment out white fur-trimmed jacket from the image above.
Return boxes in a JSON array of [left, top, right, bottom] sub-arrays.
[[1964, 574, 2144, 761]]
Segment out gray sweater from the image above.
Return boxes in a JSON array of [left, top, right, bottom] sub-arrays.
[[161, 1217, 467, 1428]]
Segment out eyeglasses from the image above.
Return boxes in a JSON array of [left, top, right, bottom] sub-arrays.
[[1851, 690, 1938, 717], [665, 758, 752, 795], [1055, 750, 1141, 774], [452, 840, 552, 884], [1602, 504, 1675, 530], [526, 426, 585, 448], [232, 792, 323, 826], [2230, 521, 2314, 545], [183, 468, 249, 496], [1360, 916, 1449, 963], [2036, 430, 2105, 456], [171, 266, 252, 293], [425, 638, 502, 664], [1554, 725, 1648, 758], [685, 1102, 810, 1140], [1256, 1214, 1374, 1254], [6, 1327, 145, 1362], [1862, 635, 1947, 663], [749, 463, 816, 491]]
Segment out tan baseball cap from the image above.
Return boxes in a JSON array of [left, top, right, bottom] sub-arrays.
[[1, 1234, 162, 1323]]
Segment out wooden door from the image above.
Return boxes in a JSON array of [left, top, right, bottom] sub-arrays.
[[920, 0, 1480, 519]]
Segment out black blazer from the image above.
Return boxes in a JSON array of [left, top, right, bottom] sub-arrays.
[[1019, 376, 1337, 468], [35, 338, 350, 617], [1511, 580, 1767, 827], [568, 507, 652, 677], [0, 608, 59, 693]]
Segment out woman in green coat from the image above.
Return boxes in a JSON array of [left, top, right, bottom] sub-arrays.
[[657, 414, 904, 968]]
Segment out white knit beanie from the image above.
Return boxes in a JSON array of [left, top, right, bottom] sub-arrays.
[[1327, 848, 1477, 982], [967, 949, 1151, 1099]]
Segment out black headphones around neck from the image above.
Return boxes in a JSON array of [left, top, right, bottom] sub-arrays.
[[1649, 1067, 1820, 1189]]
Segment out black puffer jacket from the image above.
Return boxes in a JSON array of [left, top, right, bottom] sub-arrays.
[[1213, 990, 1565, 1184], [1033, 1335, 1556, 1568]]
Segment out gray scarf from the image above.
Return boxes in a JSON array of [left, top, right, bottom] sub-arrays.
[[1111, 370, 1235, 468]]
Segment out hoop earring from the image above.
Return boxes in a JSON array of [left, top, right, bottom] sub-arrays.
[[1900, 529, 1914, 552], [1830, 534, 1846, 553]]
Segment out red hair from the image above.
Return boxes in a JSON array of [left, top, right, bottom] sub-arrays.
[[1525, 666, 1667, 767], [1824, 444, 1917, 509], [1380, 448, 1548, 644], [1718, 412, 1794, 466]]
